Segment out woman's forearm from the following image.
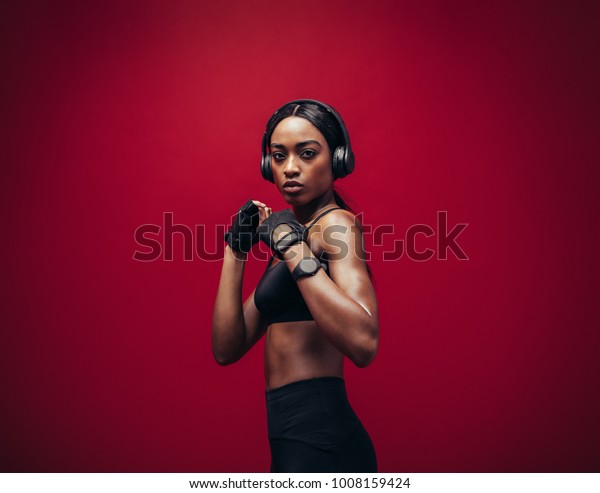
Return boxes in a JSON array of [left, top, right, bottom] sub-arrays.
[[303, 279, 378, 367], [211, 245, 248, 364], [282, 242, 379, 367]]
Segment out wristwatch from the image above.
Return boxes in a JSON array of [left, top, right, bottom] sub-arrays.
[[291, 257, 322, 281]]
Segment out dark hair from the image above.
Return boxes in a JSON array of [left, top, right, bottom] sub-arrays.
[[265, 102, 345, 167], [265, 101, 375, 283]]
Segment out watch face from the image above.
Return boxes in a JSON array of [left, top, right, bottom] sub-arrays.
[[300, 258, 320, 274], [292, 257, 321, 281]]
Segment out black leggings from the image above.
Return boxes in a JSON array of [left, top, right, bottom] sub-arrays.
[[266, 376, 377, 473]]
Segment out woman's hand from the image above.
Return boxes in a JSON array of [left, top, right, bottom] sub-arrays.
[[257, 209, 307, 255], [251, 200, 272, 226], [224, 199, 265, 253]]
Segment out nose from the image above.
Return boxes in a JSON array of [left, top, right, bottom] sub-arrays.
[[282, 155, 300, 177]]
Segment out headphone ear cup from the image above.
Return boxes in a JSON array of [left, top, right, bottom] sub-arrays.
[[332, 146, 354, 179], [344, 148, 355, 177], [332, 146, 343, 179], [261, 154, 274, 182]]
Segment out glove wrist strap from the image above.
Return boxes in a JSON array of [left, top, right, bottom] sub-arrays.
[[274, 231, 304, 258]]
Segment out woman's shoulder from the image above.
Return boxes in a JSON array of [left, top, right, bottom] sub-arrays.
[[317, 208, 362, 231], [313, 208, 368, 265], [307, 208, 364, 257]]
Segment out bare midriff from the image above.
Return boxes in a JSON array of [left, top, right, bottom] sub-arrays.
[[264, 320, 344, 390]]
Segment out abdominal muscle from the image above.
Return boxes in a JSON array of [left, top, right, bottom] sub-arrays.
[[264, 320, 344, 391]]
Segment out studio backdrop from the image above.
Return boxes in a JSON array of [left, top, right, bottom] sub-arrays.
[[2, 0, 599, 472]]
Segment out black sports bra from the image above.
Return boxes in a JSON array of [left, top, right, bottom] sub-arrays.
[[254, 207, 342, 324]]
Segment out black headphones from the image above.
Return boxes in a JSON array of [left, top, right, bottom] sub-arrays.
[[260, 99, 355, 183]]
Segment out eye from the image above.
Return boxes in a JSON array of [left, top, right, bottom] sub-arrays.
[[272, 152, 286, 162], [301, 149, 316, 159]]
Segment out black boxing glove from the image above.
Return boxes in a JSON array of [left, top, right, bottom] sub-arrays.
[[257, 209, 308, 257], [224, 200, 260, 253]]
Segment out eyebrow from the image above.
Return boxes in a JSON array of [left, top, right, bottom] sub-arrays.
[[270, 140, 322, 149]]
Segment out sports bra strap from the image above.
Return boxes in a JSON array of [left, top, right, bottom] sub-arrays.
[[306, 207, 343, 230]]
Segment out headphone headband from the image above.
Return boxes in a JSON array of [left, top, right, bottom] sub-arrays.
[[260, 99, 355, 182]]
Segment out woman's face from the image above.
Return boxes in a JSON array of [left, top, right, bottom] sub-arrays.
[[269, 116, 334, 205]]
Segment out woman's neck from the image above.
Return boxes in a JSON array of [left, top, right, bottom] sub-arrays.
[[292, 191, 338, 225]]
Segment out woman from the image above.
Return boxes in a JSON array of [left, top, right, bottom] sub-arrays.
[[212, 99, 379, 473]]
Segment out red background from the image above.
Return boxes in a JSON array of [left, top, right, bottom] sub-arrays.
[[2, 0, 599, 472]]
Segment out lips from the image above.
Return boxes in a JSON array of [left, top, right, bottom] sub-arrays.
[[283, 181, 303, 188]]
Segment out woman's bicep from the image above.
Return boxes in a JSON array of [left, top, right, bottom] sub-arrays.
[[325, 214, 378, 319], [329, 254, 378, 319]]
